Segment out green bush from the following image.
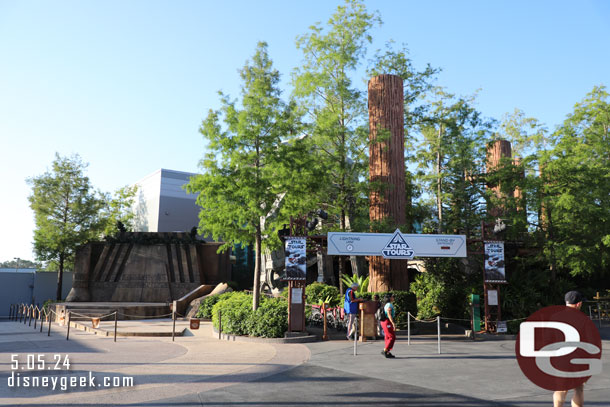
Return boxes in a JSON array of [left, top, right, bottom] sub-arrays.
[[212, 292, 252, 335], [373, 291, 417, 327], [305, 283, 341, 306], [195, 291, 235, 319], [339, 275, 369, 296], [410, 258, 477, 320], [247, 297, 288, 338], [211, 292, 288, 338], [42, 299, 59, 313]]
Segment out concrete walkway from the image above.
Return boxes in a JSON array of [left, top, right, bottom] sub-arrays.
[[1, 319, 609, 406], [0, 320, 309, 406]]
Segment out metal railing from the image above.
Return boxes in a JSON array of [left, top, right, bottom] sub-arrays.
[[8, 302, 184, 342]]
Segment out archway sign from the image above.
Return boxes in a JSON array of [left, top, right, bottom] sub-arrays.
[[327, 229, 467, 259]]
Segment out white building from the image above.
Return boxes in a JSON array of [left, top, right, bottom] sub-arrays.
[[132, 169, 205, 237]]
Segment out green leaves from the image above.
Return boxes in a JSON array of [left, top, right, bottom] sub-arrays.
[[187, 42, 322, 309], [340, 274, 369, 295], [539, 86, 610, 278], [27, 154, 106, 298]]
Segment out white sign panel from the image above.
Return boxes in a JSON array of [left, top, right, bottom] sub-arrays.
[[497, 320, 507, 333], [327, 229, 467, 258], [285, 237, 307, 280], [291, 288, 303, 304], [487, 289, 498, 306], [484, 241, 506, 282]]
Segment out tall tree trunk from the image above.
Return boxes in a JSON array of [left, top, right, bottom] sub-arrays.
[[339, 209, 346, 296], [56, 253, 64, 301], [252, 224, 262, 310], [437, 124, 443, 234], [368, 74, 408, 292], [547, 207, 557, 282]]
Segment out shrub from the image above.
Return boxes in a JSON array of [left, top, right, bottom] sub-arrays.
[[211, 292, 288, 338], [247, 297, 288, 338], [374, 291, 417, 327], [211, 292, 252, 335], [305, 283, 341, 307], [196, 291, 235, 319], [410, 258, 477, 320], [339, 274, 369, 295], [42, 299, 59, 313]]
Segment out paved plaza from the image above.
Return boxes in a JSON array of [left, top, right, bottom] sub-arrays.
[[0, 320, 608, 406]]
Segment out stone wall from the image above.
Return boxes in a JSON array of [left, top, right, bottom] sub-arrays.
[[67, 233, 231, 303]]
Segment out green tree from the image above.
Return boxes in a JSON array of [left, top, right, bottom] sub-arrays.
[[292, 0, 379, 290], [293, 1, 440, 288], [541, 86, 610, 279], [186, 42, 315, 310], [0, 258, 41, 269], [292, 0, 379, 234], [100, 185, 138, 237], [27, 154, 104, 299], [415, 89, 491, 235], [485, 110, 548, 240]]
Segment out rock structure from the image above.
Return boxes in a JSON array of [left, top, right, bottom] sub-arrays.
[[66, 232, 231, 303], [368, 74, 409, 292]]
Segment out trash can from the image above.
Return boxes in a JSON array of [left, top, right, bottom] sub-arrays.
[[359, 301, 378, 341]]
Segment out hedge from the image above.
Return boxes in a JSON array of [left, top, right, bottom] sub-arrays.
[[305, 282, 341, 306], [210, 292, 288, 338], [195, 291, 236, 319]]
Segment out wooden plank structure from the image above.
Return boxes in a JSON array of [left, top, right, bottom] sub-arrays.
[[368, 74, 408, 292]]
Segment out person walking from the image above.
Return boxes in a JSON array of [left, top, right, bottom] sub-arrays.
[[381, 293, 396, 358], [344, 282, 363, 340], [553, 290, 586, 407]]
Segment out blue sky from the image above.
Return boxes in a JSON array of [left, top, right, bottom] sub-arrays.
[[1, 0, 609, 262]]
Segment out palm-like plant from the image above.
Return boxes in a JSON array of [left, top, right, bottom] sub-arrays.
[[340, 274, 369, 295]]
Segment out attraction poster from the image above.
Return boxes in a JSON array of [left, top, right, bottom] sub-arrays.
[[284, 237, 306, 280], [484, 241, 506, 282]]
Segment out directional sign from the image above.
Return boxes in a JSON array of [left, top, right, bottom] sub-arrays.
[[327, 229, 467, 258]]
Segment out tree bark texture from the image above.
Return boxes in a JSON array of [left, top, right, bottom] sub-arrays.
[[368, 74, 408, 292], [56, 254, 64, 300], [252, 225, 261, 310], [486, 139, 512, 218]]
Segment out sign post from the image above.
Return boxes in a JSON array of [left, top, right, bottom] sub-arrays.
[[483, 240, 506, 332], [285, 236, 307, 332]]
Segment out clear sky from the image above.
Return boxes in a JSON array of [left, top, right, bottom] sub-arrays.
[[1, 0, 609, 262]]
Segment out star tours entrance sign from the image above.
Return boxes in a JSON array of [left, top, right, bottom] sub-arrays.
[[327, 229, 467, 258], [381, 230, 415, 259]]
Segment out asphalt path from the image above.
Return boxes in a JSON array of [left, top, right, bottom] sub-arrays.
[[1, 320, 608, 407]]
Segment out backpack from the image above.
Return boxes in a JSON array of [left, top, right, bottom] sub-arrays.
[[377, 305, 387, 322]]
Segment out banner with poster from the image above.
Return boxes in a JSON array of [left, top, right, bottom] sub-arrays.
[[484, 241, 506, 282], [284, 237, 307, 280]]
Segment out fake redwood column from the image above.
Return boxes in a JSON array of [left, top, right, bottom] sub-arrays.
[[486, 139, 512, 218], [368, 74, 408, 292]]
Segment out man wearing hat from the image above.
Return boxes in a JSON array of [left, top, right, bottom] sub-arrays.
[[344, 282, 363, 340], [553, 290, 586, 407]]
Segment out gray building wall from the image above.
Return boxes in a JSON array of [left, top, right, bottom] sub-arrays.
[[0, 271, 73, 318], [133, 169, 208, 238]]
